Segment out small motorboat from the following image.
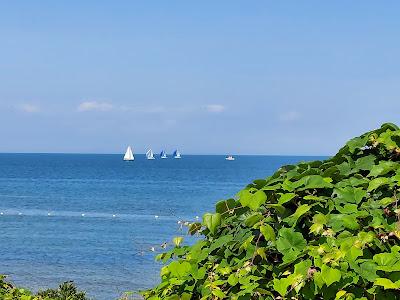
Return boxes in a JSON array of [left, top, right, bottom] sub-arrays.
[[225, 155, 235, 161]]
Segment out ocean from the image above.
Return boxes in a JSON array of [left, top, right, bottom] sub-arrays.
[[0, 154, 325, 299]]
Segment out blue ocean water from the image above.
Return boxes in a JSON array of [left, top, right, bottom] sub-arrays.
[[0, 154, 325, 299]]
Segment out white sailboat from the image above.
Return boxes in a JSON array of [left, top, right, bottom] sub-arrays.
[[123, 146, 134, 161], [160, 150, 167, 159], [173, 149, 181, 159], [146, 149, 155, 160]]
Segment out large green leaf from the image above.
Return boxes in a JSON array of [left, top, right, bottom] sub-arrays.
[[283, 204, 311, 226], [334, 186, 367, 204], [238, 190, 267, 210], [260, 224, 276, 242], [355, 155, 376, 171], [329, 214, 360, 231], [273, 277, 291, 297], [356, 261, 379, 282], [168, 261, 192, 278], [202, 213, 221, 234], [295, 175, 334, 190], [310, 213, 328, 234], [276, 228, 307, 262], [367, 177, 391, 191], [216, 199, 236, 215], [346, 136, 369, 153], [369, 161, 399, 177], [320, 265, 342, 286], [374, 278, 400, 290], [277, 193, 296, 205], [373, 252, 399, 267], [244, 213, 263, 227]]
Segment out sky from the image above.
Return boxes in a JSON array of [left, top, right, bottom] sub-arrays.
[[0, 1, 400, 155]]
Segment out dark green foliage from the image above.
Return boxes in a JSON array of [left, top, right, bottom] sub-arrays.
[[0, 275, 88, 300], [143, 123, 400, 299], [37, 281, 88, 300]]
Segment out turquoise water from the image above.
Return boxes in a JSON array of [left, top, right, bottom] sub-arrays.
[[0, 154, 325, 299]]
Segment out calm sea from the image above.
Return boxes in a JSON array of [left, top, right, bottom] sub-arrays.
[[0, 154, 325, 299]]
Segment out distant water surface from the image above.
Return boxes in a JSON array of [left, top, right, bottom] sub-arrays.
[[0, 154, 326, 299]]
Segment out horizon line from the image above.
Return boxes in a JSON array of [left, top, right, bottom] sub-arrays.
[[0, 151, 330, 157]]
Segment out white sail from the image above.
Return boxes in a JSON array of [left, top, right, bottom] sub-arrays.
[[123, 146, 134, 161], [146, 149, 155, 160]]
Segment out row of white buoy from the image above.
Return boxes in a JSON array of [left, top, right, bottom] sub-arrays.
[[0, 212, 200, 220], [0, 212, 115, 217]]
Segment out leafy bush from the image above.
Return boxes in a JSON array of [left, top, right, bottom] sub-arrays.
[[143, 123, 400, 300], [0, 275, 88, 300]]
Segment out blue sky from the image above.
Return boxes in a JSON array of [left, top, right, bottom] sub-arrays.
[[0, 1, 399, 155]]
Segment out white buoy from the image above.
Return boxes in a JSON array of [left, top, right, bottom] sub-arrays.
[[154, 215, 159, 219], [195, 216, 199, 220], [81, 213, 85, 217], [150, 247, 155, 252], [177, 220, 182, 224], [0, 212, 3, 215], [48, 212, 51, 216], [18, 212, 22, 215]]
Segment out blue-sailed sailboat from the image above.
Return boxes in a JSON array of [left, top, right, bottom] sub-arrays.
[[160, 150, 167, 159], [173, 149, 181, 159]]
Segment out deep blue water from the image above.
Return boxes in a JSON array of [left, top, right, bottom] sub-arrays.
[[0, 154, 325, 299]]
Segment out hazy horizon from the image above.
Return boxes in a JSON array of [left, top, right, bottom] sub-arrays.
[[0, 151, 329, 157], [1, 1, 399, 155]]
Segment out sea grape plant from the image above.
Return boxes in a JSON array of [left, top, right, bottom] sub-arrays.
[[143, 123, 400, 300]]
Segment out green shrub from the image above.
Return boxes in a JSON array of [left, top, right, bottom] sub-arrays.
[[0, 275, 88, 300], [143, 123, 400, 300]]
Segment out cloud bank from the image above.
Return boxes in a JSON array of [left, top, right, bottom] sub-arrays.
[[205, 104, 226, 113], [18, 103, 41, 113], [77, 101, 113, 112]]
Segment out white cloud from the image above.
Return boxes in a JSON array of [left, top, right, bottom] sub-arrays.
[[279, 111, 301, 122], [18, 103, 40, 113], [205, 104, 226, 113], [77, 101, 113, 112]]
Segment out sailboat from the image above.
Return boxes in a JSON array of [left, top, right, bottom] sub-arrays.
[[146, 149, 155, 160], [123, 146, 134, 161], [160, 150, 167, 159], [173, 149, 181, 159]]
